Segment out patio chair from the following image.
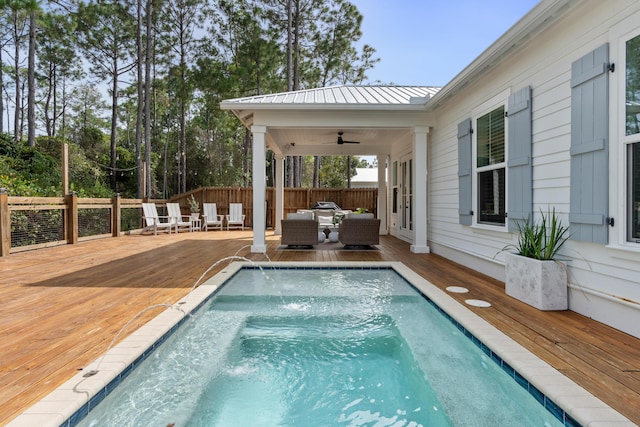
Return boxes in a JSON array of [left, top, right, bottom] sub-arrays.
[[202, 203, 223, 231], [141, 203, 173, 235], [166, 202, 193, 232], [226, 203, 245, 230]]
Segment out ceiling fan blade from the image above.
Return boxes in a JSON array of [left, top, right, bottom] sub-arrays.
[[337, 132, 360, 144]]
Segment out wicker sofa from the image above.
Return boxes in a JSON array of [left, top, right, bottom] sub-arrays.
[[280, 212, 319, 247], [338, 214, 381, 246]]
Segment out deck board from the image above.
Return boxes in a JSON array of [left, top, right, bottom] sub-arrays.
[[0, 231, 639, 425]]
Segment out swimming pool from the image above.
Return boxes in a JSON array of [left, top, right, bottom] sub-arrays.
[[10, 262, 630, 426]]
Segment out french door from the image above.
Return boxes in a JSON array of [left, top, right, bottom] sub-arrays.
[[400, 156, 413, 236]]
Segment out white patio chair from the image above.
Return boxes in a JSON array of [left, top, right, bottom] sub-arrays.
[[141, 203, 173, 235], [202, 203, 223, 231], [226, 203, 245, 230], [166, 202, 193, 232]]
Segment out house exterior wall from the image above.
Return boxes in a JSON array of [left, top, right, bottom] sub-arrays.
[[426, 0, 640, 338]]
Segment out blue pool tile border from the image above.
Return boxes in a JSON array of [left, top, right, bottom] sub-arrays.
[[61, 265, 581, 427], [413, 288, 582, 427]]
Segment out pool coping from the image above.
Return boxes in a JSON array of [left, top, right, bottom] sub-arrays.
[[8, 261, 634, 427]]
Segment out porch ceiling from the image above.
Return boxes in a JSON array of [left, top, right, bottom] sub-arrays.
[[265, 127, 415, 156]]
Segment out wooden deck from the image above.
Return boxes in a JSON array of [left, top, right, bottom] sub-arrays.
[[0, 231, 639, 425]]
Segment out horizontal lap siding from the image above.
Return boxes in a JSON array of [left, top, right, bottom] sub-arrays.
[[427, 0, 640, 337]]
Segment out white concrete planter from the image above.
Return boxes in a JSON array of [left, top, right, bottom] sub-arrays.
[[504, 252, 568, 311]]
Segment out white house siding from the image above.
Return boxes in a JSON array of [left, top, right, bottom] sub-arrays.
[[426, 0, 640, 338]]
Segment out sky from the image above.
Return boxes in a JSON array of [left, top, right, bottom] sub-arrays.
[[348, 0, 541, 86]]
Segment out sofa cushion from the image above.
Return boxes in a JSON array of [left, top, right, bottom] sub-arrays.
[[348, 213, 374, 219], [317, 215, 334, 226], [287, 212, 314, 220]]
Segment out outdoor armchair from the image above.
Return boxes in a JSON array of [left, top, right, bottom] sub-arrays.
[[281, 212, 319, 247], [166, 203, 193, 232], [226, 203, 245, 230], [202, 203, 223, 231], [141, 203, 174, 235], [338, 214, 381, 246]]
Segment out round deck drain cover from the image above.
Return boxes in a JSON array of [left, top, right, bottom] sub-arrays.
[[465, 299, 491, 308], [446, 286, 469, 293]]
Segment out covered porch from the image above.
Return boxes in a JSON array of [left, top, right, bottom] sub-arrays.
[[220, 85, 440, 254]]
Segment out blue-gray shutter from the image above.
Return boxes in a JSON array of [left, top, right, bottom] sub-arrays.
[[458, 118, 473, 225], [507, 86, 533, 230], [569, 43, 609, 244]]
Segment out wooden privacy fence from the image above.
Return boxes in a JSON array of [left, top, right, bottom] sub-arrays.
[[171, 187, 378, 229], [0, 187, 377, 256]]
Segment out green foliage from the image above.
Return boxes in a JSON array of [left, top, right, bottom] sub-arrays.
[[503, 208, 570, 260], [0, 133, 21, 157], [318, 155, 361, 188], [2, 0, 377, 197], [0, 134, 113, 197]]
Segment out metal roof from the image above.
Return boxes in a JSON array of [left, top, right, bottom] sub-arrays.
[[221, 85, 441, 110]]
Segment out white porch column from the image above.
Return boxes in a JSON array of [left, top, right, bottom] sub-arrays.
[[376, 154, 388, 234], [411, 126, 430, 253], [251, 125, 267, 253], [274, 154, 285, 235]]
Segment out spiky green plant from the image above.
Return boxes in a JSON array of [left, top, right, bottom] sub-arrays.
[[506, 208, 570, 260]]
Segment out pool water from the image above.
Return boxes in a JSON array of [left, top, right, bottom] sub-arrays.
[[78, 268, 565, 427]]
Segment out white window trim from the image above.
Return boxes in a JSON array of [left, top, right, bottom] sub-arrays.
[[609, 14, 640, 250], [471, 90, 510, 231]]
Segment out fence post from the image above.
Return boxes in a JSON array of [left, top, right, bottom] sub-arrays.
[[66, 192, 78, 244], [112, 193, 121, 237], [0, 188, 10, 256]]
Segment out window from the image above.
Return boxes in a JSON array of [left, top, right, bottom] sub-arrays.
[[629, 143, 640, 240], [626, 33, 640, 242], [476, 106, 506, 226]]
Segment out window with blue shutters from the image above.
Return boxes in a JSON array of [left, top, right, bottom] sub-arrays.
[[458, 88, 532, 229]]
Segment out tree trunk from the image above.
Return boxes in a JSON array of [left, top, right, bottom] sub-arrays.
[[27, 11, 36, 147], [135, 0, 144, 198], [145, 0, 153, 198], [0, 47, 4, 134], [13, 22, 20, 142], [286, 156, 293, 187], [180, 98, 186, 193], [110, 61, 118, 192], [44, 62, 53, 136], [286, 0, 292, 91], [313, 155, 321, 187], [292, 0, 300, 91]]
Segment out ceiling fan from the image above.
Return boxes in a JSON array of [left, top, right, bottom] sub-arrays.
[[336, 131, 360, 145]]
